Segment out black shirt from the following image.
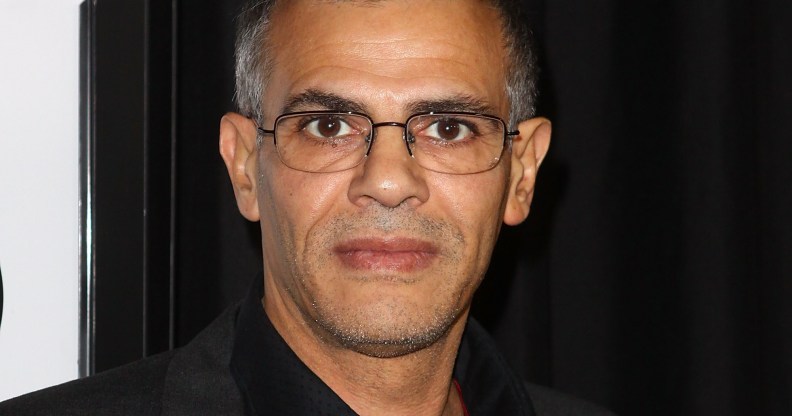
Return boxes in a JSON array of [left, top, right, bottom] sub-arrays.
[[229, 278, 536, 415]]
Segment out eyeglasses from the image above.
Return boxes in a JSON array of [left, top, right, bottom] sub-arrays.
[[256, 111, 519, 174]]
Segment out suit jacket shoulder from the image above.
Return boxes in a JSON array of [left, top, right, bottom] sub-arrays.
[[0, 304, 242, 416], [0, 351, 174, 415]]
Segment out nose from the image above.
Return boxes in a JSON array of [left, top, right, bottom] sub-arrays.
[[347, 124, 430, 208]]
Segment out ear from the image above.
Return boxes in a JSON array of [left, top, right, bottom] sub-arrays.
[[219, 112, 261, 221], [503, 117, 552, 226]]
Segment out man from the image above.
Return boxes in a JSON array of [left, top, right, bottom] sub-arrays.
[[1, 0, 613, 414]]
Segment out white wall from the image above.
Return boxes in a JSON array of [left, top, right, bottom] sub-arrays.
[[0, 0, 82, 400]]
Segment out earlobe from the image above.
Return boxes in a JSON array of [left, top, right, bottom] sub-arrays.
[[219, 112, 261, 221], [503, 117, 552, 226]]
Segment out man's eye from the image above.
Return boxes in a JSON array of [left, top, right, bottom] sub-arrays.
[[424, 119, 473, 142], [304, 116, 353, 138]]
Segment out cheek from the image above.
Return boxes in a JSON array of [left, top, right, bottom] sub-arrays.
[[260, 157, 354, 252], [427, 171, 508, 251]]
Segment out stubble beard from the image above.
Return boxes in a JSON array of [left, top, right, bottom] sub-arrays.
[[287, 207, 474, 358]]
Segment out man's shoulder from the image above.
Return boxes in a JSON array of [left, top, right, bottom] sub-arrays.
[[525, 383, 617, 416], [0, 351, 176, 416], [0, 302, 242, 416]]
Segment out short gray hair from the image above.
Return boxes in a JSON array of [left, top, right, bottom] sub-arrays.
[[234, 0, 538, 128]]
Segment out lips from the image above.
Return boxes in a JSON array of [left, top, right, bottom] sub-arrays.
[[333, 237, 439, 272]]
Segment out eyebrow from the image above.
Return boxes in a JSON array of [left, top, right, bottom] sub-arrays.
[[282, 89, 366, 113], [281, 89, 498, 117], [407, 95, 497, 116]]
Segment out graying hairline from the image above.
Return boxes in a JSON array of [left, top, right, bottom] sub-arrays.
[[235, 0, 535, 129]]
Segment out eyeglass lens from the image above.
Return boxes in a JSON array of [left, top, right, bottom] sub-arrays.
[[273, 113, 506, 174]]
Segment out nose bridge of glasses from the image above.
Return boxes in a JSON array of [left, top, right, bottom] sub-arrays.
[[367, 121, 413, 156]]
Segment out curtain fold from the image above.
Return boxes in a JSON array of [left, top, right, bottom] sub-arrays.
[[481, 1, 791, 414]]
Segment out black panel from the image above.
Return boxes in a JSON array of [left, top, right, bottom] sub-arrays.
[[92, 0, 146, 372], [172, 0, 256, 347], [142, 0, 176, 356], [78, 0, 94, 377], [89, 0, 177, 372]]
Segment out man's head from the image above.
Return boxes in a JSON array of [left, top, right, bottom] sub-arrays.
[[219, 0, 551, 359], [234, 0, 538, 128]]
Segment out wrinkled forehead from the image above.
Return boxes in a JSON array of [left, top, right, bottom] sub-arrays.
[[263, 0, 510, 117], [268, 0, 506, 58]]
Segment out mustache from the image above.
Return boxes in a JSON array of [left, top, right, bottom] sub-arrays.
[[320, 205, 465, 245]]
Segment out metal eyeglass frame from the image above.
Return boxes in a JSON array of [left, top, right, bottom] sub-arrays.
[[255, 110, 520, 174]]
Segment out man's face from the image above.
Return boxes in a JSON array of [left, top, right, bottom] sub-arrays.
[[257, 0, 513, 357]]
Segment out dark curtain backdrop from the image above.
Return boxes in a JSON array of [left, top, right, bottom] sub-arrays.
[[89, 0, 791, 415], [481, 1, 792, 415]]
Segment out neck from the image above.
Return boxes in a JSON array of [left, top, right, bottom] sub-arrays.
[[312, 339, 466, 416], [263, 281, 469, 416]]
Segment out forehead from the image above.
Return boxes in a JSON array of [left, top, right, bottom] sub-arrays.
[[264, 0, 509, 117]]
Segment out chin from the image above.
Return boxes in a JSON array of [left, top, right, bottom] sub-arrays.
[[310, 297, 465, 358], [343, 336, 446, 359]]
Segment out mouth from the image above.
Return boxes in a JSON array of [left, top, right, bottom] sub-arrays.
[[333, 237, 439, 273]]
